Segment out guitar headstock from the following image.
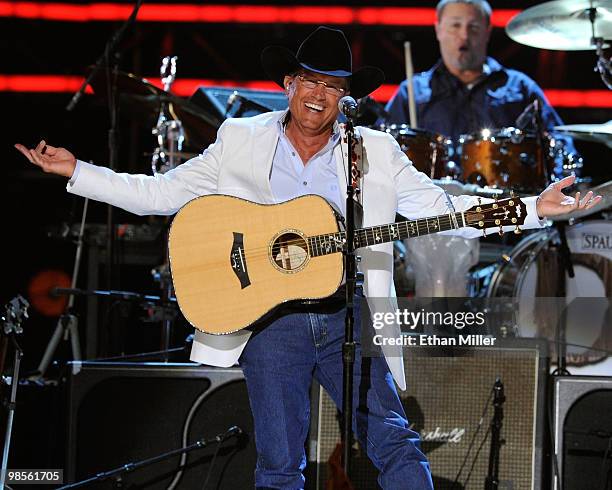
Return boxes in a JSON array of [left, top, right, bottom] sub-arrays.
[[464, 197, 527, 236], [2, 295, 29, 335]]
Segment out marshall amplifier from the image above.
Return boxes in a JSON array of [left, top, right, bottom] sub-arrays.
[[552, 376, 612, 490], [309, 340, 548, 490], [64, 362, 255, 489]]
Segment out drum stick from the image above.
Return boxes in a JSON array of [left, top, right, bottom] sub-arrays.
[[403, 41, 418, 128]]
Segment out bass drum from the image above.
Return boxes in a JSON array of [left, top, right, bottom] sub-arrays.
[[486, 221, 612, 374]]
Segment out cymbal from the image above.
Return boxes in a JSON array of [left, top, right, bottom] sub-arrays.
[[554, 121, 612, 148], [506, 0, 612, 51], [87, 68, 219, 150]]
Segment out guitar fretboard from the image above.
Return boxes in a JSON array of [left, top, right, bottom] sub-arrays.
[[307, 211, 465, 257]]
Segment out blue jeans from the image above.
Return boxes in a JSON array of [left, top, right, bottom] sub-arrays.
[[238, 298, 433, 489]]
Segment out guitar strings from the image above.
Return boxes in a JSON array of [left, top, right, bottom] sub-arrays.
[[231, 208, 518, 262]]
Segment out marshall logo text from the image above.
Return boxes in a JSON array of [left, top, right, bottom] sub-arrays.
[[409, 425, 466, 444]]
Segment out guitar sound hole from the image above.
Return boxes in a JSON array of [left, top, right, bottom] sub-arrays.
[[270, 232, 309, 272]]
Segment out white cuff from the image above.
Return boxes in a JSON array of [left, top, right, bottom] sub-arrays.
[[66, 159, 83, 187]]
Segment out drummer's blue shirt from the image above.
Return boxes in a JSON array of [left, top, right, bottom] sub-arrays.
[[383, 57, 577, 178]]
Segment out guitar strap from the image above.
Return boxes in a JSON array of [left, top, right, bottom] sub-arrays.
[[340, 123, 366, 229]]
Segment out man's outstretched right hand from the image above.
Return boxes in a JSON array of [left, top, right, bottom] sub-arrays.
[[15, 140, 77, 179]]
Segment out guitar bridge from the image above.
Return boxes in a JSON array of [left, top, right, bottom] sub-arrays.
[[230, 232, 251, 289]]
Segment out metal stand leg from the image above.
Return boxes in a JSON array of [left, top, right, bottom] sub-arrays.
[[33, 199, 89, 379], [0, 335, 23, 488]]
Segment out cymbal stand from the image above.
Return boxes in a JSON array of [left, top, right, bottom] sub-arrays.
[[34, 199, 89, 378], [66, 0, 144, 293], [587, 2, 612, 89], [151, 56, 184, 358], [151, 56, 185, 176]]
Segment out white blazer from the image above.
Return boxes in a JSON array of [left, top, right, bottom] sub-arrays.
[[68, 110, 544, 389]]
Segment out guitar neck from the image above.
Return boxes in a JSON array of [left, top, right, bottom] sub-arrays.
[[308, 211, 465, 257]]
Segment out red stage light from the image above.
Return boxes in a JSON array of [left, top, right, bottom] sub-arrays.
[[1, 75, 611, 108]]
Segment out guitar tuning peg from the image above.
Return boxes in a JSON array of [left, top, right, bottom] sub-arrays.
[[498, 224, 504, 236], [510, 190, 515, 198], [514, 225, 522, 235], [494, 193, 499, 202], [482, 228, 487, 237], [477, 197, 482, 205]]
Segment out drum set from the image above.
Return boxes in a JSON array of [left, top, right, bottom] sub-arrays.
[[385, 0, 612, 372], [380, 124, 583, 192]]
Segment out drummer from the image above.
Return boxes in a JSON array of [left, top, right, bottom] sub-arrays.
[[384, 0, 578, 179]]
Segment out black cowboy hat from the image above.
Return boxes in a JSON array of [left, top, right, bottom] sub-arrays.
[[261, 26, 385, 100]]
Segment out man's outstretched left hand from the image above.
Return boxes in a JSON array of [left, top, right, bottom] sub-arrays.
[[536, 175, 603, 220]]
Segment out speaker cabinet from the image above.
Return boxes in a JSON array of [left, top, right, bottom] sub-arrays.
[[64, 362, 255, 489], [552, 376, 612, 490], [309, 340, 548, 490]]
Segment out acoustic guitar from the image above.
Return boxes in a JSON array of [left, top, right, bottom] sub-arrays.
[[168, 194, 526, 334]]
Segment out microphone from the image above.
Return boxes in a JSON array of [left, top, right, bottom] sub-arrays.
[[515, 99, 539, 130], [338, 96, 358, 118]]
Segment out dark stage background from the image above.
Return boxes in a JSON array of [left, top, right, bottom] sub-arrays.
[[0, 2, 610, 482]]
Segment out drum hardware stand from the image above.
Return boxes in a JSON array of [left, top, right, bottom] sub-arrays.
[[57, 426, 242, 489], [150, 56, 184, 359], [552, 221, 574, 376], [485, 378, 505, 490], [0, 295, 29, 489], [546, 223, 591, 490], [33, 199, 90, 380]]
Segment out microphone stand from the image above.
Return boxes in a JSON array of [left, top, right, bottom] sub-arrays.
[[341, 115, 358, 477], [0, 296, 29, 489], [485, 378, 505, 490], [0, 335, 23, 490], [57, 426, 242, 489], [531, 98, 552, 186]]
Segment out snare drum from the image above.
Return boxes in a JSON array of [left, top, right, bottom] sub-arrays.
[[458, 128, 551, 193], [486, 221, 612, 370], [379, 124, 455, 179]]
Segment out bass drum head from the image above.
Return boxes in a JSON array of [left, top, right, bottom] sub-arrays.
[[487, 221, 612, 374]]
